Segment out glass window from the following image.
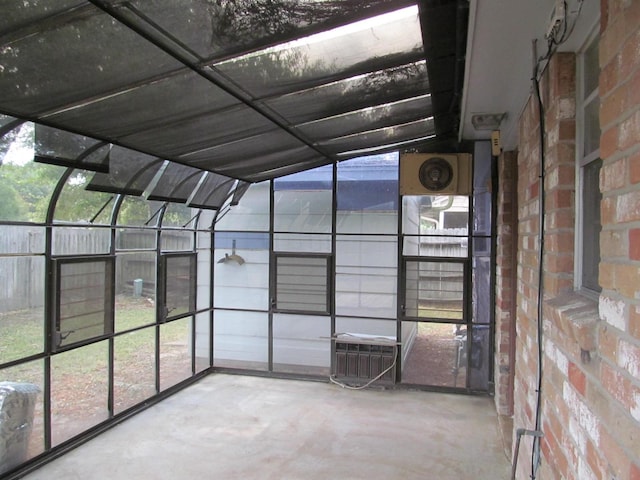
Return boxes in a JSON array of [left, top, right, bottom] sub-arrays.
[[159, 253, 196, 321], [0, 123, 65, 223], [273, 164, 333, 233], [54, 257, 114, 350], [336, 153, 398, 234], [576, 32, 601, 295], [274, 254, 330, 314], [215, 181, 270, 232], [0, 255, 45, 364], [403, 260, 465, 322], [214, 232, 269, 311], [336, 235, 397, 318]]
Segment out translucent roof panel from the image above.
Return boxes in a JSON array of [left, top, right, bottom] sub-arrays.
[[0, 1, 86, 34], [212, 5, 424, 99], [127, 0, 414, 61], [147, 162, 205, 203], [181, 129, 324, 175], [48, 70, 241, 139], [0, 5, 184, 115], [318, 117, 435, 155], [119, 105, 277, 158], [187, 174, 235, 210], [34, 124, 110, 172], [0, 1, 462, 183], [0, 114, 23, 131], [264, 60, 430, 125], [295, 94, 432, 142], [86, 148, 164, 196]]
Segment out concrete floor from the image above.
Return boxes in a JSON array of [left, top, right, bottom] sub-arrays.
[[21, 374, 511, 480]]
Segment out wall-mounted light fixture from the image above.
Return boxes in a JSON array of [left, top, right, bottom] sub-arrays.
[[471, 113, 506, 131]]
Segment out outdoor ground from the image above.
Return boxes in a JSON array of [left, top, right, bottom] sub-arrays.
[[0, 295, 192, 460]]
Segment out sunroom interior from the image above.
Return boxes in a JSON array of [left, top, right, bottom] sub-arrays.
[[0, 0, 603, 478]]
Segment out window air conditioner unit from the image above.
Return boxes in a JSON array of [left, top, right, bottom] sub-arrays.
[[399, 153, 472, 195]]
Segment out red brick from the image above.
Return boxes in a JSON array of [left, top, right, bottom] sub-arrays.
[[600, 0, 609, 32], [600, 426, 631, 479], [568, 361, 587, 396], [601, 196, 616, 225], [619, 110, 640, 151], [616, 190, 640, 222], [601, 229, 625, 257], [586, 437, 606, 479], [615, 263, 640, 298], [599, 261, 615, 290], [630, 150, 640, 184], [600, 126, 619, 159], [618, 30, 640, 80], [601, 158, 627, 191], [630, 305, 640, 339], [631, 462, 640, 480], [630, 229, 640, 260], [623, 0, 640, 39], [600, 85, 627, 127], [630, 69, 640, 107], [600, 57, 619, 96], [598, 326, 618, 362]]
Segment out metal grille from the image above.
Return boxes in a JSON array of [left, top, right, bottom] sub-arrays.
[[334, 341, 396, 385]]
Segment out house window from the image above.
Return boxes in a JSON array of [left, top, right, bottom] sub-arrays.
[[576, 32, 601, 295], [159, 253, 196, 321], [54, 256, 114, 350], [274, 254, 331, 314]]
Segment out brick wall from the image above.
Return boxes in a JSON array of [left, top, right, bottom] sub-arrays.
[[495, 150, 518, 418], [508, 1, 640, 478]]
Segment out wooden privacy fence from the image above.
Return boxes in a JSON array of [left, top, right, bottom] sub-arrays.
[[0, 226, 191, 314]]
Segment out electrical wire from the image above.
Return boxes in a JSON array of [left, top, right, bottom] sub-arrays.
[[518, 2, 585, 477], [530, 58, 546, 480]]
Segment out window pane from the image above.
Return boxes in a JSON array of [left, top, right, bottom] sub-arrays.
[[50, 341, 109, 446], [336, 235, 397, 318], [215, 181, 270, 232], [404, 260, 465, 321], [0, 362, 45, 474], [160, 230, 194, 252], [116, 228, 157, 250], [335, 317, 396, 338], [583, 35, 600, 97], [52, 227, 111, 256], [581, 159, 602, 293], [115, 252, 156, 332], [194, 312, 211, 372], [213, 310, 268, 371], [274, 165, 333, 233], [162, 254, 196, 320], [114, 326, 156, 414], [273, 233, 332, 253], [337, 154, 398, 234], [0, 256, 45, 364], [273, 314, 330, 376], [56, 259, 113, 349], [0, 141, 64, 223], [214, 233, 269, 310], [160, 318, 192, 391], [401, 321, 466, 388], [276, 255, 329, 314], [54, 171, 114, 224], [583, 97, 601, 157]]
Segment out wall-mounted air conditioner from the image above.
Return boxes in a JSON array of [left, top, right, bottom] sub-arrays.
[[399, 153, 472, 195]]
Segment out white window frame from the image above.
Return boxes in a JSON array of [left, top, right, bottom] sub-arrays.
[[575, 28, 601, 298]]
